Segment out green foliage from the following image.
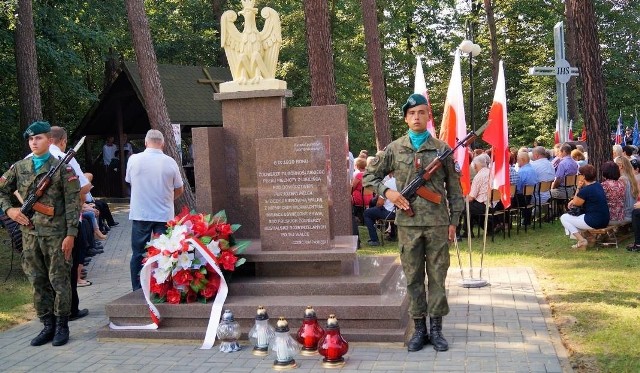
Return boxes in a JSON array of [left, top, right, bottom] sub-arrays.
[[1, 0, 639, 164]]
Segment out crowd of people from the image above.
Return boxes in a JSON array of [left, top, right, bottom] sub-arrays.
[[353, 136, 640, 252]]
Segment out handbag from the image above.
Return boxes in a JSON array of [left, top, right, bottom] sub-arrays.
[[567, 206, 584, 216]]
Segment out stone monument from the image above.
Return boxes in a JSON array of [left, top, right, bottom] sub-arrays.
[[101, 0, 408, 343]]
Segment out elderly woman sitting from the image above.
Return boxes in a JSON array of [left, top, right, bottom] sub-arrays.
[[601, 161, 626, 223], [559, 164, 610, 249]]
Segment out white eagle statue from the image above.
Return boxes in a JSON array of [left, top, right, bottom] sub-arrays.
[[220, 0, 286, 92]]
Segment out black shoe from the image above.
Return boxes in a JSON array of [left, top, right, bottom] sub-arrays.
[[627, 244, 640, 252], [69, 309, 89, 321], [109, 222, 119, 227], [52, 316, 69, 346], [407, 317, 429, 352], [367, 240, 380, 247], [30, 315, 56, 346], [429, 317, 449, 351]]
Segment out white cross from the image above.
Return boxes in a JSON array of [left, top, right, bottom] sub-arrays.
[[529, 21, 579, 143]]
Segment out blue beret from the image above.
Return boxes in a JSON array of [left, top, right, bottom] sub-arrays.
[[23, 121, 51, 139], [402, 93, 428, 117]]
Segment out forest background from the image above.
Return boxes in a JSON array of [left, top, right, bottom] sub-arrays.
[[0, 0, 639, 166]]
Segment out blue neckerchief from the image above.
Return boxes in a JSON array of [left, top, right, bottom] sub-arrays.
[[408, 129, 430, 150], [32, 152, 51, 173]]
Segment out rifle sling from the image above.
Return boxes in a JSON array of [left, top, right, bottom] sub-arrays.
[[415, 185, 442, 205]]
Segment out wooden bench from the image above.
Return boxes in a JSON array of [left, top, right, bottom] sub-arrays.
[[586, 221, 632, 249]]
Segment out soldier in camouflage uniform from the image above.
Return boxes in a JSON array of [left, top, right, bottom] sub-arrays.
[[0, 121, 81, 347], [363, 94, 464, 352]]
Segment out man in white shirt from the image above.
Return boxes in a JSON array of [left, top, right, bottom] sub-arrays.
[[363, 175, 397, 246], [125, 129, 184, 291], [102, 136, 117, 167]]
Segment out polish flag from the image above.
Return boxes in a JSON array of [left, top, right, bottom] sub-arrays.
[[568, 119, 574, 141], [414, 56, 436, 137], [438, 50, 470, 195], [580, 127, 587, 142], [483, 60, 510, 208], [554, 119, 560, 144]]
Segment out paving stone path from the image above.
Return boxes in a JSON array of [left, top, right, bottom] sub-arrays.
[[0, 205, 572, 372]]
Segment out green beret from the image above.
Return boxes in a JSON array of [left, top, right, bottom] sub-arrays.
[[23, 121, 51, 139], [402, 93, 428, 117]]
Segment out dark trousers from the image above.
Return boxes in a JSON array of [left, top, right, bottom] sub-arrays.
[[131, 220, 167, 291], [93, 199, 115, 227], [364, 206, 396, 242], [633, 208, 640, 244], [71, 219, 92, 313], [512, 194, 533, 225]]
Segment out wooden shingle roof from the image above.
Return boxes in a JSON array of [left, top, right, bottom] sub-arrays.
[[72, 62, 232, 140]]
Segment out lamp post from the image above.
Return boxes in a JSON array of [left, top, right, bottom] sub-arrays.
[[458, 23, 482, 133]]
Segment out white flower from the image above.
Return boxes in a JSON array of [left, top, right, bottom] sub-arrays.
[[149, 225, 188, 254], [153, 267, 171, 284], [176, 251, 194, 271], [207, 239, 221, 256], [157, 252, 177, 272]]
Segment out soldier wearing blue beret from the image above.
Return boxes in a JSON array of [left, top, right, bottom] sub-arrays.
[[363, 93, 464, 352], [0, 121, 81, 347]]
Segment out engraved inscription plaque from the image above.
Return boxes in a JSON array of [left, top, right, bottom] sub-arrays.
[[256, 136, 331, 251]]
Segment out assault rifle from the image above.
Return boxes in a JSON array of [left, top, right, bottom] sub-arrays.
[[400, 123, 488, 217], [20, 136, 86, 224]]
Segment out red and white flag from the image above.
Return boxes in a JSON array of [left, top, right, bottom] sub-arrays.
[[439, 50, 470, 195], [483, 60, 510, 208], [568, 120, 574, 141], [414, 56, 436, 137], [554, 119, 560, 144]]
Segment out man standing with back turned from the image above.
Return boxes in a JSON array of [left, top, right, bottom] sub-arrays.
[[363, 94, 464, 352], [0, 121, 81, 346], [126, 129, 184, 291]]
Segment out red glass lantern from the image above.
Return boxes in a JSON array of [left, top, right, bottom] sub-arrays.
[[296, 306, 325, 356], [317, 314, 349, 368]]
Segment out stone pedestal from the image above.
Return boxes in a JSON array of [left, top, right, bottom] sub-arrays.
[[210, 89, 292, 238]]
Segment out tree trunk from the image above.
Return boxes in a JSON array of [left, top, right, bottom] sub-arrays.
[[567, 0, 608, 176], [303, 0, 337, 106], [125, 0, 195, 211], [565, 2, 579, 126], [483, 0, 500, 86], [14, 0, 42, 134], [361, 0, 392, 150], [211, 0, 228, 66]]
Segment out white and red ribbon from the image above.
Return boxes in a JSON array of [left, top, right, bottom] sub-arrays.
[[109, 237, 228, 350]]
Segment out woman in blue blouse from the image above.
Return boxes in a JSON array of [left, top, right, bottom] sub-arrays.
[[560, 164, 610, 249]]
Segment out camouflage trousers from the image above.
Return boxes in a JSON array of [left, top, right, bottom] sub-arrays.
[[21, 234, 72, 317], [398, 225, 450, 318]]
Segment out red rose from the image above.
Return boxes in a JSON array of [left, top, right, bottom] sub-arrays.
[[186, 289, 197, 303], [192, 270, 206, 288], [207, 273, 221, 290], [200, 285, 217, 299], [219, 251, 238, 271], [150, 277, 170, 297], [166, 288, 182, 304], [147, 246, 161, 257], [173, 269, 193, 286], [217, 224, 233, 240]]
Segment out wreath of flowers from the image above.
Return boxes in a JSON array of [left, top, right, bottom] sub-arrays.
[[145, 208, 248, 304]]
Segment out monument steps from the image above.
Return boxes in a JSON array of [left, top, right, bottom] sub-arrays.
[[99, 256, 409, 342]]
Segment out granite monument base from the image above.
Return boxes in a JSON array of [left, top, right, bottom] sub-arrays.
[[99, 253, 409, 343]]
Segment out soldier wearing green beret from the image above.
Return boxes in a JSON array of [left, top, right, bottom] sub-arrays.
[[363, 93, 464, 352], [0, 121, 81, 347]]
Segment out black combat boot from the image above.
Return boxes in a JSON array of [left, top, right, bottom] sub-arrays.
[[407, 317, 430, 352], [429, 316, 449, 351], [52, 316, 70, 346], [30, 315, 56, 346]]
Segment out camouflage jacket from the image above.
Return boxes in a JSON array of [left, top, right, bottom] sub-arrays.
[[0, 155, 80, 237], [363, 134, 464, 227]]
